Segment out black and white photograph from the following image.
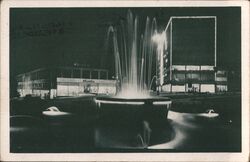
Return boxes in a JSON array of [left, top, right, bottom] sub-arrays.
[[1, 0, 249, 161]]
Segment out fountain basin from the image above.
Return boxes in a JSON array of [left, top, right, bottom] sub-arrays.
[[95, 96, 171, 125]]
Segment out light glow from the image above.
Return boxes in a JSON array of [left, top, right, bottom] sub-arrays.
[[116, 87, 150, 99], [153, 101, 172, 105], [42, 111, 71, 116], [151, 32, 166, 44], [95, 99, 145, 105]]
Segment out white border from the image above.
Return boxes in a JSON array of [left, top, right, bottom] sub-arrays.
[[1, 1, 249, 161]]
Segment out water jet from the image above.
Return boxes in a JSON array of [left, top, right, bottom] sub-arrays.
[[96, 10, 171, 123]]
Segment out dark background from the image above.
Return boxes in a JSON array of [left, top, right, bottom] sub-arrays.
[[172, 18, 215, 65], [10, 7, 241, 88]]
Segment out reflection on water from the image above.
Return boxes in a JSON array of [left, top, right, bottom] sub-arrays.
[[94, 118, 174, 149], [94, 110, 240, 151], [10, 95, 241, 152]]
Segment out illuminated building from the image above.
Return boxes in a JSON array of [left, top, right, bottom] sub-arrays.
[[16, 66, 116, 99], [156, 16, 228, 93]]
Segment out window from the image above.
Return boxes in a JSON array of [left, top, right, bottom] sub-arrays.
[[201, 73, 214, 81], [173, 73, 185, 81], [100, 71, 107, 79], [73, 69, 81, 78], [91, 71, 99, 79], [61, 69, 72, 78], [82, 70, 90, 79], [186, 72, 200, 81]]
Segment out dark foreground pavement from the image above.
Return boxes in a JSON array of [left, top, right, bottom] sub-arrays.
[[10, 93, 241, 152]]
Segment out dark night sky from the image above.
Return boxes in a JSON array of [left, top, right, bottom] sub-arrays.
[[10, 7, 241, 77]]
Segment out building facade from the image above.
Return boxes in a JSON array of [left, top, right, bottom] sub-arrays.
[[17, 66, 117, 98], [156, 16, 228, 93]]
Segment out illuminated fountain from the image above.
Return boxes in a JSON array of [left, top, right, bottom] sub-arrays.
[[96, 10, 171, 124], [106, 10, 159, 97]]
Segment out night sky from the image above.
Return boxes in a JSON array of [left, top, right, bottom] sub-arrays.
[[172, 18, 215, 65], [10, 7, 241, 77]]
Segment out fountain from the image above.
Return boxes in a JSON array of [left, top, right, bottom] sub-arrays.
[[95, 10, 171, 124]]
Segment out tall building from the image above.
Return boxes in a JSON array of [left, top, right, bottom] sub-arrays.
[[156, 16, 228, 93], [16, 66, 117, 99]]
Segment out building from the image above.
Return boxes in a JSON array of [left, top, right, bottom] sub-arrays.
[[215, 70, 228, 92], [17, 66, 117, 99], [156, 16, 228, 93]]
